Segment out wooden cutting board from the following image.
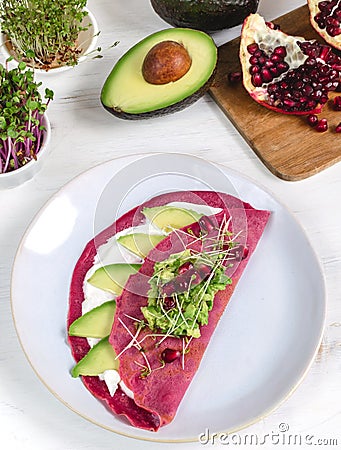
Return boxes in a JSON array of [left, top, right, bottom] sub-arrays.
[[209, 5, 341, 181]]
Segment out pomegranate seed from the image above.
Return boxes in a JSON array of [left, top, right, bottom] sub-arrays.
[[319, 46, 331, 61], [333, 96, 341, 110], [261, 68, 272, 82], [315, 118, 328, 132], [258, 56, 266, 66], [318, 1, 330, 11], [242, 247, 249, 259], [311, 89, 323, 99], [269, 67, 279, 77], [270, 54, 283, 64], [228, 71, 242, 83], [273, 46, 287, 58], [319, 75, 329, 85], [178, 261, 193, 274], [250, 65, 260, 75], [294, 81, 304, 89], [161, 348, 181, 363], [254, 50, 263, 58], [306, 100, 317, 110], [315, 12, 326, 28], [326, 16, 339, 27], [163, 297, 176, 310], [277, 61, 289, 73], [284, 99, 298, 108], [162, 262, 210, 296], [247, 43, 259, 54], [307, 114, 319, 127], [268, 84, 279, 94], [326, 25, 341, 36], [252, 74, 263, 87], [303, 85, 313, 95], [249, 55, 259, 65], [265, 60, 274, 68], [198, 216, 215, 233], [335, 122, 341, 132]]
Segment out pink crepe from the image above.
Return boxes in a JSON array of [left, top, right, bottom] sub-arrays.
[[68, 191, 270, 431]]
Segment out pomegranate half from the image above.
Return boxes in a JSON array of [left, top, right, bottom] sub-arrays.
[[240, 14, 341, 114], [308, 0, 341, 50]]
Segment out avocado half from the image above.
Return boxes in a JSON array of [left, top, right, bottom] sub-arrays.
[[150, 0, 260, 32], [100, 28, 217, 120]]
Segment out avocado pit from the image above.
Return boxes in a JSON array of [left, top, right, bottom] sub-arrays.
[[142, 40, 192, 85], [100, 27, 218, 119]]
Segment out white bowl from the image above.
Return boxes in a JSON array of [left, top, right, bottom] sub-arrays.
[[0, 8, 99, 74], [0, 115, 51, 189]]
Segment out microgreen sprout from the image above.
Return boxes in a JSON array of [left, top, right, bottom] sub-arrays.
[[0, 0, 90, 69], [0, 60, 53, 174], [142, 215, 243, 339]]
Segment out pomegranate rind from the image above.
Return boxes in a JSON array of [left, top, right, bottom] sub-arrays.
[[308, 0, 341, 50], [240, 13, 324, 115]]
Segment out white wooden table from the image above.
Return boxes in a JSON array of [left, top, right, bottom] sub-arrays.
[[0, 1, 340, 449]]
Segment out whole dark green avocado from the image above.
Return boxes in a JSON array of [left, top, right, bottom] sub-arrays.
[[150, 0, 260, 32]]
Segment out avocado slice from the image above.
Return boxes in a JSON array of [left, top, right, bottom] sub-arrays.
[[101, 28, 217, 119], [71, 336, 119, 378], [117, 233, 164, 258], [69, 300, 116, 339], [150, 0, 260, 32], [87, 263, 141, 295], [142, 206, 202, 232]]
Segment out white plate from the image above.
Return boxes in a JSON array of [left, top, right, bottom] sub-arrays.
[[11, 153, 326, 442]]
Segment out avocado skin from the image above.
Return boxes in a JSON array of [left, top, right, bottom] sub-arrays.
[[101, 68, 216, 120], [151, 0, 260, 32]]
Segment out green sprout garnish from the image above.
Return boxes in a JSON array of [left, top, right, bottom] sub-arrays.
[[0, 60, 53, 173], [141, 216, 243, 339], [0, 0, 89, 69]]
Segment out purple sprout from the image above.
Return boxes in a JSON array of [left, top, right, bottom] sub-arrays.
[[0, 59, 53, 174]]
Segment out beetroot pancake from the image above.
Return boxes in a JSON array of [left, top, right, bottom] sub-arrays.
[[68, 191, 270, 431]]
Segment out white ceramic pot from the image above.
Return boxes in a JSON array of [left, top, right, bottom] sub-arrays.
[[0, 115, 51, 189], [0, 8, 99, 74]]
